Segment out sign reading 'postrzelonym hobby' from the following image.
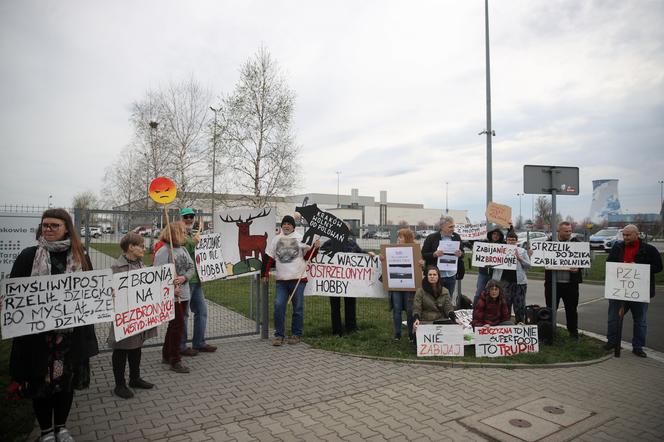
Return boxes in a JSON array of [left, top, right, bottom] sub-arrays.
[[529, 241, 591, 268], [1, 269, 114, 339], [304, 252, 384, 298], [112, 264, 176, 340]]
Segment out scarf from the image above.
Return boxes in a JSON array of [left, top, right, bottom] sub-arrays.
[[30, 237, 81, 277]]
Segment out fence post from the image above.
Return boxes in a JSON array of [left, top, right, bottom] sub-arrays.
[[260, 277, 269, 339]]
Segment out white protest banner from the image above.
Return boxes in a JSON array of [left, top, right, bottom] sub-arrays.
[[215, 207, 275, 278], [604, 262, 650, 303], [305, 252, 385, 298], [0, 212, 40, 280], [381, 244, 423, 291], [472, 242, 517, 270], [437, 240, 460, 272], [416, 324, 465, 357], [1, 269, 114, 339], [474, 325, 539, 357], [113, 264, 176, 340], [453, 309, 475, 345], [456, 223, 487, 241], [530, 241, 591, 269], [485, 202, 512, 228], [195, 233, 228, 282]]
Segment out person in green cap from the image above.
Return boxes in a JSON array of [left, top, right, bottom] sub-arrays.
[[179, 208, 217, 355]]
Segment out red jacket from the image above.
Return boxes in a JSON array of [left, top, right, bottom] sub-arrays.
[[471, 291, 510, 327]]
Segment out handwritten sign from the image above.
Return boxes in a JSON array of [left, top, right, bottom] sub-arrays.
[[305, 252, 385, 298], [474, 325, 539, 357], [381, 244, 423, 291], [1, 269, 114, 339], [296, 204, 351, 254], [485, 202, 512, 228], [195, 233, 228, 282], [112, 264, 176, 340], [604, 262, 650, 303], [416, 324, 465, 357], [530, 241, 591, 269], [472, 242, 517, 270], [456, 223, 487, 241]]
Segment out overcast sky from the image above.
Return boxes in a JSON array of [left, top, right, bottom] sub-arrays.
[[1, 0, 663, 223]]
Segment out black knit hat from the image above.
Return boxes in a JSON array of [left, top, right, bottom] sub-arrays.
[[281, 215, 296, 228]]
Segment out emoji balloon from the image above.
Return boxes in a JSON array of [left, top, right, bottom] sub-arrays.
[[149, 177, 177, 204]]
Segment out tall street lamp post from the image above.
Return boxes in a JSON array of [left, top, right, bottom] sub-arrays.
[[479, 0, 495, 227], [516, 193, 524, 227], [336, 171, 341, 208], [148, 121, 159, 209], [445, 181, 449, 214], [210, 106, 221, 221]]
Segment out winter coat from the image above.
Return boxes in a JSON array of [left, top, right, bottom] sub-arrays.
[[421, 231, 465, 279], [412, 287, 455, 322]]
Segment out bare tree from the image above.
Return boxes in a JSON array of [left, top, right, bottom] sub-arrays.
[[103, 146, 144, 210], [215, 46, 300, 207], [72, 191, 98, 210]]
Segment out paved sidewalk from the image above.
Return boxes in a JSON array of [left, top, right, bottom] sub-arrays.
[[55, 335, 664, 442]]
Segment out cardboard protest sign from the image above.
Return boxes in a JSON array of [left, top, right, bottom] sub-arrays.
[[304, 252, 385, 298], [381, 244, 423, 291], [416, 324, 465, 357], [215, 208, 275, 278], [485, 202, 512, 228], [452, 309, 475, 345], [0, 212, 39, 280], [604, 262, 650, 303], [530, 241, 591, 269], [1, 269, 114, 339], [472, 242, 517, 270], [437, 240, 460, 272], [195, 233, 228, 282], [456, 223, 487, 241], [474, 325, 539, 357], [295, 204, 350, 254], [112, 264, 176, 340]]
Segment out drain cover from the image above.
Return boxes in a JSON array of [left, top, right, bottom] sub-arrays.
[[543, 406, 565, 415], [509, 418, 532, 428]]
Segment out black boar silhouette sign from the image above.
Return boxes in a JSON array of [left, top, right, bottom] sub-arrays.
[[295, 204, 350, 255]]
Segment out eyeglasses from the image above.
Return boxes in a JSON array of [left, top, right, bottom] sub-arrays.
[[41, 223, 64, 231], [183, 215, 195, 219]]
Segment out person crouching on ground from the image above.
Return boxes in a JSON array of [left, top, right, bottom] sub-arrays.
[[262, 215, 319, 346], [412, 266, 459, 334], [108, 233, 157, 399], [471, 280, 512, 328], [155, 222, 195, 373]]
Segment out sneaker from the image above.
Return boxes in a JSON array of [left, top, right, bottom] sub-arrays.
[[181, 347, 199, 357], [56, 428, 74, 442], [393, 335, 401, 341], [129, 378, 154, 389], [632, 348, 647, 358], [38, 433, 56, 442], [170, 362, 190, 373], [271, 337, 285, 346], [287, 335, 301, 345], [114, 384, 134, 399], [194, 344, 217, 352]]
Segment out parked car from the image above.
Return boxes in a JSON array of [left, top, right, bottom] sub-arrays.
[[603, 230, 648, 251], [102, 226, 114, 234], [374, 231, 391, 239], [516, 231, 549, 249], [589, 228, 620, 250], [362, 231, 377, 239], [80, 226, 102, 238], [416, 229, 437, 239]]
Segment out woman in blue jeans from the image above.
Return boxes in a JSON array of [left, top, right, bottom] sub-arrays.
[[383, 228, 418, 342]]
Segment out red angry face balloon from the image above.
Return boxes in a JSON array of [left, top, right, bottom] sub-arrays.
[[149, 177, 177, 204]]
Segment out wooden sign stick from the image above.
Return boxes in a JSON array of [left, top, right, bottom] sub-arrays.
[[287, 243, 319, 305]]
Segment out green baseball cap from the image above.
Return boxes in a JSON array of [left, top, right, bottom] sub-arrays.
[[180, 208, 195, 216]]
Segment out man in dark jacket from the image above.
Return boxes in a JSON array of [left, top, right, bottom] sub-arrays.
[[474, 227, 504, 303], [421, 216, 465, 297], [544, 221, 583, 339], [605, 224, 662, 357]]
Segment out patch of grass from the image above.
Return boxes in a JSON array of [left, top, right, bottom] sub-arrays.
[[0, 339, 37, 442]]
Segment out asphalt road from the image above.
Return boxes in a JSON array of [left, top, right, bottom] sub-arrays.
[[458, 273, 664, 353]]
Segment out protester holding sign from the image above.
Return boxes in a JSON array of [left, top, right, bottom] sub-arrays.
[[107, 233, 157, 399], [412, 266, 457, 333], [492, 231, 531, 323], [262, 215, 319, 346], [544, 221, 583, 340], [8, 208, 99, 442], [320, 230, 367, 337], [474, 227, 504, 303], [383, 228, 418, 342], [180, 208, 217, 356], [421, 216, 465, 296], [471, 280, 511, 327], [155, 222, 195, 373], [604, 224, 662, 357]]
